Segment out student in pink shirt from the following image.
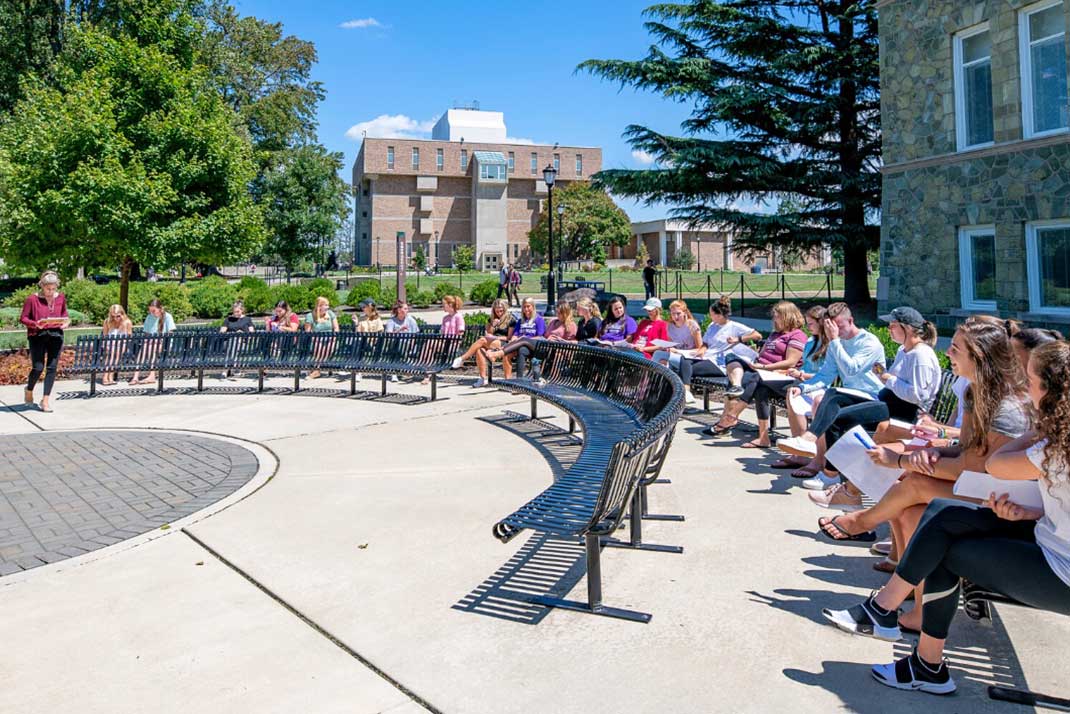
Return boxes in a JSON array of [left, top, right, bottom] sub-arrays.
[[440, 295, 465, 336], [628, 297, 670, 359]]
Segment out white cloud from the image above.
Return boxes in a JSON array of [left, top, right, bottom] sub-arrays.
[[344, 114, 436, 140], [631, 149, 657, 165], [339, 18, 382, 29], [505, 136, 535, 145]]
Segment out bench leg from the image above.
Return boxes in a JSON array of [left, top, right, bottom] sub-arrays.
[[568, 416, 575, 433], [89, 371, 96, 397], [531, 534, 651, 623], [157, 370, 164, 393], [603, 490, 684, 554], [381, 374, 387, 397], [530, 396, 538, 420], [430, 373, 437, 401], [258, 369, 265, 393], [294, 369, 300, 393], [198, 368, 204, 392], [703, 388, 710, 412], [350, 371, 356, 396], [638, 481, 685, 522]]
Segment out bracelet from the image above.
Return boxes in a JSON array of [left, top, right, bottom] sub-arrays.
[[896, 453, 903, 468], [937, 427, 947, 439]]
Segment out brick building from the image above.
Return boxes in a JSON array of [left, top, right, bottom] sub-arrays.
[[620, 219, 831, 272], [351, 109, 601, 271], [877, 0, 1070, 330]]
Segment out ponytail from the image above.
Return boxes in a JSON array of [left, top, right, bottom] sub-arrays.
[[919, 321, 937, 347], [711, 295, 732, 317]]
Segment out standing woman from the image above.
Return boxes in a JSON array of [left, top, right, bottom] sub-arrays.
[[20, 271, 69, 412]]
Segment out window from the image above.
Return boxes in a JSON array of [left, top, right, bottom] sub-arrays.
[[1027, 220, 1070, 313], [412, 147, 420, 169], [530, 152, 538, 174], [1021, 1, 1069, 138], [461, 149, 468, 170], [479, 163, 507, 180], [575, 153, 583, 176], [387, 146, 394, 170], [958, 225, 997, 310], [508, 152, 515, 174], [553, 153, 560, 171], [954, 24, 994, 150], [436, 148, 444, 171]]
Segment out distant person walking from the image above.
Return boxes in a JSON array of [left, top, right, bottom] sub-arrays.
[[507, 264, 522, 307], [20, 271, 69, 412], [643, 259, 658, 300], [497, 263, 510, 300]]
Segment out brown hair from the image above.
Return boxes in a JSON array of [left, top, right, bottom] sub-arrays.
[[442, 294, 461, 311], [956, 320, 1027, 454], [668, 299, 694, 324], [710, 295, 732, 317], [826, 302, 852, 320], [555, 301, 575, 328], [770, 300, 804, 332], [1030, 341, 1070, 506], [805, 305, 831, 362], [147, 299, 169, 333]]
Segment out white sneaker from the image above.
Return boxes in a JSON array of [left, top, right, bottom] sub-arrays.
[[802, 473, 840, 491], [390, 374, 399, 383], [778, 435, 818, 457], [451, 357, 464, 369], [472, 378, 486, 388], [684, 391, 696, 405]]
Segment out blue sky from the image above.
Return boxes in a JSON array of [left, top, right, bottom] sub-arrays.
[[231, 0, 698, 221]]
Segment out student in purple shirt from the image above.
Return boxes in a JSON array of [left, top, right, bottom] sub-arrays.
[[597, 297, 637, 343], [486, 297, 544, 379], [20, 271, 69, 413]]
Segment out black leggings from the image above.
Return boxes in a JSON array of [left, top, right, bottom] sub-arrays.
[[896, 499, 1070, 640], [28, 333, 64, 396], [809, 388, 919, 449], [736, 370, 794, 420], [678, 358, 725, 386]]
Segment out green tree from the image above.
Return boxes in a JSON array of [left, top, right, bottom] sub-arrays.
[[528, 183, 631, 264], [412, 245, 427, 272], [259, 143, 350, 274], [0, 0, 64, 114], [452, 244, 475, 272], [0, 25, 264, 309], [580, 1, 880, 304]]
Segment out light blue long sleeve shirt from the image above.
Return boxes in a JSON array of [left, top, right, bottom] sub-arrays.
[[800, 329, 886, 396]]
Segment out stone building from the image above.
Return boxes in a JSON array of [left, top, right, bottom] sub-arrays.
[[620, 219, 830, 272], [351, 108, 601, 271], [878, 0, 1070, 329]]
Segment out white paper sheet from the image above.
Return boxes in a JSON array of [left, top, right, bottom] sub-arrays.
[[825, 426, 903, 501], [651, 339, 677, 348], [953, 471, 1044, 511], [788, 389, 825, 417], [757, 370, 795, 383]]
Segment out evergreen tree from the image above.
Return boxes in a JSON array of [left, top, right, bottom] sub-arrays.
[[580, 1, 880, 303]]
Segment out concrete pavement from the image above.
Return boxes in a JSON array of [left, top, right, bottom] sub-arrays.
[[0, 373, 1065, 713]]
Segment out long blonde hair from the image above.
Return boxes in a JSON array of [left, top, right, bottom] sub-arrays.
[[576, 297, 601, 320], [313, 296, 330, 320], [556, 301, 575, 328], [103, 304, 129, 332]]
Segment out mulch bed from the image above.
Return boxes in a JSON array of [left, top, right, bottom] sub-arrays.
[[0, 348, 75, 386]]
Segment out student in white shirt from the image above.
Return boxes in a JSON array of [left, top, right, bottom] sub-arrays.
[[672, 296, 759, 405]]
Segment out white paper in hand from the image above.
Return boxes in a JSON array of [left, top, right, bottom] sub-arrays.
[[651, 339, 677, 348], [953, 471, 1044, 511], [788, 389, 824, 417], [825, 426, 903, 501], [757, 370, 795, 383]]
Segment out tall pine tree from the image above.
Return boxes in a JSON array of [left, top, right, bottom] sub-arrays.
[[580, 1, 880, 303]]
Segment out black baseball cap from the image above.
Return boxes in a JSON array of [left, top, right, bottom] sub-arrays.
[[879, 306, 926, 330]]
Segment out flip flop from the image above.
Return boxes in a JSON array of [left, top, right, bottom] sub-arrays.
[[741, 439, 772, 450], [770, 457, 807, 469], [790, 465, 822, 479], [818, 515, 876, 542], [703, 420, 738, 436]]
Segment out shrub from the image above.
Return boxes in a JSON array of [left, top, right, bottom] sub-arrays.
[[463, 311, 490, 328], [379, 284, 397, 309], [63, 279, 113, 322], [305, 277, 338, 307], [408, 290, 436, 308], [141, 282, 193, 323], [189, 277, 238, 318], [271, 283, 314, 313], [336, 310, 354, 327], [469, 279, 500, 306], [669, 249, 695, 270], [348, 279, 382, 304], [432, 282, 464, 302], [2, 284, 37, 309], [236, 276, 273, 315]]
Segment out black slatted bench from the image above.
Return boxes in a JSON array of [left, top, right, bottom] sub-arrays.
[[488, 339, 685, 623], [68, 331, 461, 400]]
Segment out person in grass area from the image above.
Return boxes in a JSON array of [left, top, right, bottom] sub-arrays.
[[821, 339, 1070, 696]]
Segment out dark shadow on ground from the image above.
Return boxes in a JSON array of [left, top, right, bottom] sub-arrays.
[[54, 384, 433, 405]]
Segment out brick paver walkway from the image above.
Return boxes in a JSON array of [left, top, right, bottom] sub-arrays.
[[0, 431, 259, 576]]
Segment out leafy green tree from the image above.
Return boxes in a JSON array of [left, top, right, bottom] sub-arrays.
[[528, 183, 631, 264], [669, 248, 695, 270], [580, 1, 880, 304], [0, 25, 264, 309], [452, 244, 475, 272], [412, 245, 427, 272], [0, 0, 64, 113], [259, 143, 350, 274]]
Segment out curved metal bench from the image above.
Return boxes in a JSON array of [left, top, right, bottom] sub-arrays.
[[69, 331, 461, 400], [489, 340, 685, 623]]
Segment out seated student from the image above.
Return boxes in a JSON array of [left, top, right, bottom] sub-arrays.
[[485, 297, 544, 377], [219, 299, 255, 379], [674, 296, 761, 406], [707, 301, 807, 446], [652, 300, 702, 372], [383, 300, 420, 383], [129, 299, 175, 386], [817, 320, 1030, 628], [627, 297, 669, 359], [266, 301, 300, 332], [356, 299, 384, 333], [100, 304, 133, 386], [597, 297, 637, 344], [574, 298, 602, 340], [773, 306, 831, 472], [500, 301, 578, 378], [821, 340, 1070, 696], [451, 299, 515, 388], [304, 296, 339, 379], [775, 302, 886, 474]]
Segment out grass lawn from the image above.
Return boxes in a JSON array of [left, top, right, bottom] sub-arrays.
[[0, 327, 100, 351]]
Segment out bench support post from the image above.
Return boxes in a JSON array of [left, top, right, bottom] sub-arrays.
[[603, 490, 684, 554], [703, 387, 710, 412], [381, 374, 387, 397], [530, 396, 538, 420], [530, 534, 651, 623], [350, 371, 357, 396], [293, 369, 300, 393], [568, 416, 576, 433], [430, 373, 437, 401], [89, 371, 96, 397], [258, 369, 265, 393], [157, 369, 164, 393], [637, 482, 685, 522]]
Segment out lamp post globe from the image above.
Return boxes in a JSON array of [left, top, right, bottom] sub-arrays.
[[543, 164, 558, 315]]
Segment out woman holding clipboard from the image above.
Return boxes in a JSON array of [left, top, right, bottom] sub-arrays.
[[19, 271, 69, 412]]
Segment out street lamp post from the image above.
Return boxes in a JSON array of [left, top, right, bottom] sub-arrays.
[[556, 203, 566, 273], [543, 164, 558, 315]]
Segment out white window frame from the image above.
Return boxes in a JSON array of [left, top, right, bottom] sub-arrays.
[[575, 153, 583, 176], [953, 22, 995, 152], [460, 149, 468, 170], [436, 148, 444, 171], [387, 146, 394, 170], [553, 153, 560, 172], [530, 152, 537, 174], [958, 224, 998, 310], [411, 147, 420, 170], [507, 152, 515, 173], [1026, 218, 1070, 314], [1019, 0, 1069, 139]]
